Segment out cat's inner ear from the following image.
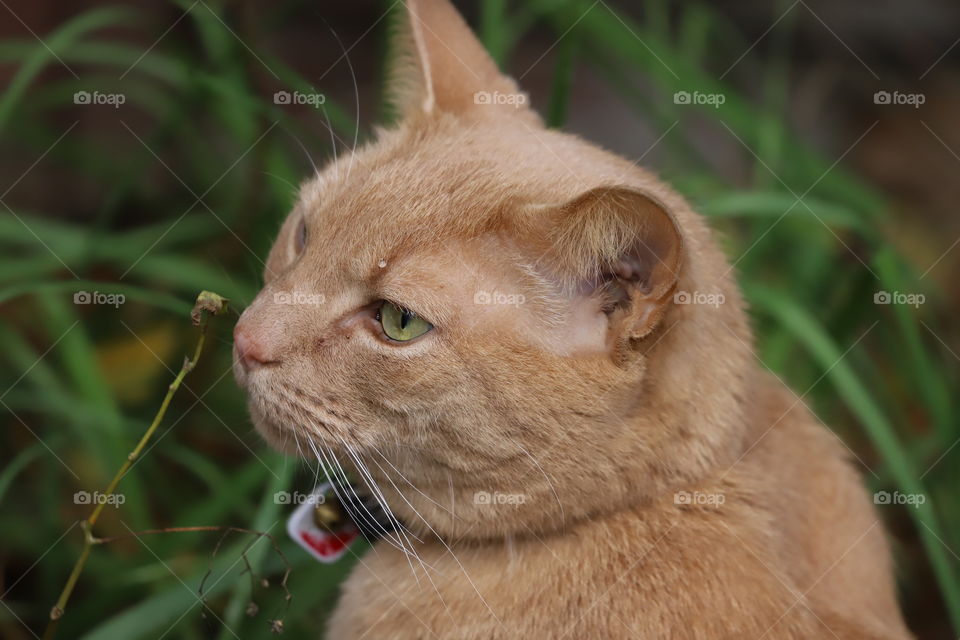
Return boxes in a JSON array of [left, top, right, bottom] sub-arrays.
[[385, 0, 538, 122], [542, 186, 683, 354]]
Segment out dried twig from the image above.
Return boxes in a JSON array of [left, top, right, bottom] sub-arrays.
[[43, 291, 229, 640], [96, 525, 293, 624]]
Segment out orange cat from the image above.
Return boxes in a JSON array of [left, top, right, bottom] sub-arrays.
[[233, 1, 912, 637]]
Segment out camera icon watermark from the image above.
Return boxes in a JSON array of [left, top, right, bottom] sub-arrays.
[[273, 291, 325, 306], [673, 290, 725, 308], [673, 90, 725, 108], [273, 90, 326, 107], [873, 90, 925, 108], [873, 290, 924, 308], [674, 490, 725, 507], [74, 291, 126, 308], [473, 289, 526, 307], [473, 90, 528, 109], [873, 490, 925, 508], [74, 491, 125, 507], [73, 90, 126, 108], [274, 490, 326, 505], [473, 490, 527, 506]]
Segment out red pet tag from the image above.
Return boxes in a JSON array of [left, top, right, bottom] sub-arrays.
[[286, 483, 361, 563]]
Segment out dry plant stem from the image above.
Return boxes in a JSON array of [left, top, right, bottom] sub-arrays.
[[43, 292, 227, 640], [96, 526, 293, 609]]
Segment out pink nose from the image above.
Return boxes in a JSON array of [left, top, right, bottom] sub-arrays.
[[234, 325, 273, 370]]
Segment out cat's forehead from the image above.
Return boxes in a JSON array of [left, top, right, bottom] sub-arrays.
[[290, 119, 642, 277], [298, 120, 608, 232], [306, 132, 508, 222]]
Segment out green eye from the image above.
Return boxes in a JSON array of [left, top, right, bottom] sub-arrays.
[[378, 301, 433, 342]]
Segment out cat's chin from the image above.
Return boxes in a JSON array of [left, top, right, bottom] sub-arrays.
[[245, 406, 303, 457], [254, 420, 290, 453]]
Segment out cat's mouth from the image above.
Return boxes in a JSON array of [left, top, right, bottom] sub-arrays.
[[238, 363, 365, 458]]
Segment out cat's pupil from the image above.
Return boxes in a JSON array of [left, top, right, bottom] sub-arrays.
[[400, 311, 411, 330]]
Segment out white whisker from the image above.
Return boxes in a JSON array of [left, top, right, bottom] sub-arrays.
[[340, 440, 434, 585], [370, 446, 457, 518], [286, 127, 321, 178], [320, 107, 340, 181], [323, 22, 361, 181], [364, 447, 502, 626], [324, 443, 414, 551], [304, 438, 397, 560], [305, 439, 397, 562], [447, 471, 455, 521]]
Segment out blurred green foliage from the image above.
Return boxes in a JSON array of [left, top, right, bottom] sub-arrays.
[[1, 0, 957, 638]]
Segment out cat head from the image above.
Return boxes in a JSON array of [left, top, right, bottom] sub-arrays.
[[234, 0, 753, 540]]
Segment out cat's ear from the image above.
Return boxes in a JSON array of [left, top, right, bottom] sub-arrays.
[[543, 186, 683, 352], [385, 0, 538, 122]]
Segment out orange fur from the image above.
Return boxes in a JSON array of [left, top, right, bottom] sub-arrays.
[[233, 1, 912, 637]]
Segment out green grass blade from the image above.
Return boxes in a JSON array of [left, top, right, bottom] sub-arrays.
[[0, 7, 136, 133]]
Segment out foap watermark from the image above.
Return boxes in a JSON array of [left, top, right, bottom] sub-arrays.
[[273, 90, 326, 107], [473, 290, 526, 307], [74, 491, 125, 507], [274, 291, 325, 306], [874, 490, 925, 508], [274, 490, 326, 505], [674, 490, 725, 507], [873, 90, 925, 109], [74, 90, 126, 108], [74, 291, 125, 308], [473, 90, 527, 108], [474, 490, 527, 506], [673, 90, 725, 108], [674, 290, 725, 308], [874, 290, 924, 308]]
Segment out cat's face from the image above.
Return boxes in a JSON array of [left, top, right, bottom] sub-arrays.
[[234, 0, 751, 539]]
